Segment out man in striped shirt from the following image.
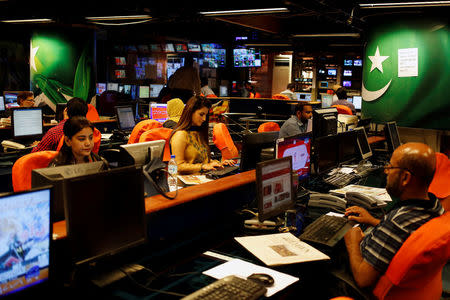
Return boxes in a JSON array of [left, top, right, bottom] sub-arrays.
[[344, 142, 443, 288]]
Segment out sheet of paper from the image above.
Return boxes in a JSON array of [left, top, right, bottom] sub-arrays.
[[398, 48, 418, 77], [234, 232, 329, 267], [177, 175, 213, 185], [203, 258, 299, 297]]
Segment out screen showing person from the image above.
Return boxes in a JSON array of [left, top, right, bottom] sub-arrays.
[[256, 156, 294, 222], [0, 187, 51, 297], [149, 103, 168, 122], [175, 44, 188, 52], [12, 108, 43, 139], [115, 106, 136, 131], [343, 80, 351, 87], [276, 133, 311, 183], [139, 86, 150, 98], [149, 84, 164, 98]]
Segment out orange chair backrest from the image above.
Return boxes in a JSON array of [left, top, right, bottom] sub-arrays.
[[56, 127, 101, 154], [331, 104, 353, 115], [212, 123, 238, 161], [139, 127, 173, 161], [258, 122, 280, 132], [86, 104, 100, 121], [12, 151, 59, 192], [372, 212, 450, 300], [429, 152, 450, 199], [272, 94, 290, 100], [206, 94, 218, 98], [254, 92, 262, 98], [127, 119, 162, 144]]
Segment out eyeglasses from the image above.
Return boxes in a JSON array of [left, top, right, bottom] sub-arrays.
[[384, 163, 416, 176]]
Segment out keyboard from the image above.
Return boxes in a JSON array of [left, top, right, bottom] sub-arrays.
[[300, 214, 355, 247], [182, 275, 267, 300], [206, 166, 239, 179], [323, 172, 358, 188]]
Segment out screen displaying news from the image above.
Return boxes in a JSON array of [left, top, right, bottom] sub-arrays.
[[150, 104, 168, 122], [276, 135, 311, 181], [260, 159, 292, 216]]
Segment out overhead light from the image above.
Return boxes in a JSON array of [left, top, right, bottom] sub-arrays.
[[1, 18, 53, 23], [85, 15, 152, 21], [359, 1, 450, 9], [244, 43, 292, 47], [293, 33, 360, 38], [199, 8, 289, 16]]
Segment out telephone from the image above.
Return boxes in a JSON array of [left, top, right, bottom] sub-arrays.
[[2, 140, 26, 150], [345, 191, 380, 209], [308, 192, 347, 212]]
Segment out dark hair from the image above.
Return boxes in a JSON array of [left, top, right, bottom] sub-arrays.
[[294, 103, 311, 114], [17, 91, 33, 105], [287, 83, 295, 90], [66, 97, 88, 118], [170, 95, 211, 148], [201, 77, 209, 87], [52, 116, 95, 165], [336, 87, 348, 100], [184, 54, 194, 67]]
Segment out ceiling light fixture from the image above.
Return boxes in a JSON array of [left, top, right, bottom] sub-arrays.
[[359, 1, 450, 9], [244, 43, 292, 47], [199, 8, 289, 16], [1, 18, 53, 23], [293, 33, 360, 38], [85, 15, 152, 21]]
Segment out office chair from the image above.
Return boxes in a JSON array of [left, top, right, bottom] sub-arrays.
[[139, 127, 173, 162], [12, 150, 58, 192], [257, 122, 280, 133], [372, 211, 450, 300], [212, 123, 239, 161], [272, 94, 291, 100], [86, 104, 100, 121], [127, 119, 162, 144], [56, 127, 102, 154], [331, 104, 353, 115], [429, 152, 450, 210]]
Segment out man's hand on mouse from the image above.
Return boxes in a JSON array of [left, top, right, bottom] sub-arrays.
[[345, 206, 380, 227]]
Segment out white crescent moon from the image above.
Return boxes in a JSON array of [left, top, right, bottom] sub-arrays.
[[362, 79, 392, 102]]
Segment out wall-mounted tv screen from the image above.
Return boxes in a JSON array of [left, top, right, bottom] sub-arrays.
[[115, 70, 126, 79], [163, 43, 175, 52], [327, 69, 337, 76], [96, 83, 106, 95], [203, 49, 226, 68], [344, 59, 353, 66], [343, 70, 352, 76], [343, 80, 352, 87], [188, 43, 201, 52], [233, 48, 261, 67], [175, 44, 188, 52], [115, 57, 126, 65], [319, 81, 329, 88], [201, 43, 214, 52], [353, 59, 362, 66]]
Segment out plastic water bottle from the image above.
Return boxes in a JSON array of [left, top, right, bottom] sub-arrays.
[[167, 155, 178, 192]]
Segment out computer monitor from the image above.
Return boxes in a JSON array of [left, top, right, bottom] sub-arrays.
[[63, 166, 146, 267], [149, 103, 168, 122], [163, 43, 175, 52], [188, 43, 201, 52], [256, 156, 294, 222], [96, 83, 107, 95], [275, 133, 311, 186], [321, 95, 333, 108], [312, 107, 338, 140], [343, 80, 351, 87], [115, 105, 136, 132], [337, 114, 358, 132], [352, 96, 362, 110], [337, 130, 359, 164], [11, 108, 43, 140], [55, 103, 66, 122], [327, 69, 337, 76], [149, 84, 164, 98], [0, 96, 5, 111], [354, 59, 362, 66], [31, 161, 106, 221], [107, 83, 119, 91], [219, 85, 228, 97], [139, 86, 150, 99], [319, 81, 329, 88], [296, 93, 312, 101], [344, 59, 353, 66], [314, 134, 339, 174], [123, 85, 132, 95], [354, 127, 372, 160], [343, 70, 352, 76], [3, 91, 20, 109], [175, 43, 188, 52], [119, 140, 165, 167], [0, 187, 51, 297], [240, 131, 279, 172], [385, 121, 401, 153]]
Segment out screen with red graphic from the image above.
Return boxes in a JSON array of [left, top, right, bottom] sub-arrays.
[[275, 133, 311, 182], [150, 103, 168, 122]]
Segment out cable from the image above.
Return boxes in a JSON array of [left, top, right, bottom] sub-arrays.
[[240, 209, 257, 216]]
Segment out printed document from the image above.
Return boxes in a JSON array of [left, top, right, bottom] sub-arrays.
[[329, 184, 392, 204]]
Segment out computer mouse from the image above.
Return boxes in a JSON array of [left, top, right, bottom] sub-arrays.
[[247, 273, 275, 287]]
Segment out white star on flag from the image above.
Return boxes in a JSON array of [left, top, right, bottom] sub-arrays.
[[368, 46, 389, 73], [30, 43, 39, 72]]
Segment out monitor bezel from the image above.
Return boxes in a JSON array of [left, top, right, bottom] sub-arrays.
[[120, 139, 165, 166], [11, 107, 44, 140], [239, 131, 279, 172], [337, 130, 359, 165], [313, 134, 339, 175], [114, 105, 136, 131], [312, 107, 338, 140], [354, 126, 372, 160], [385, 121, 401, 153]]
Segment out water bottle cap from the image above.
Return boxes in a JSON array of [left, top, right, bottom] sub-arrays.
[[170, 155, 175, 159]]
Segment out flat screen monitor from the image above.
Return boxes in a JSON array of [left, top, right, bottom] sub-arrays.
[[275, 133, 311, 185], [321, 95, 333, 108], [201, 43, 214, 52], [233, 48, 261, 67], [115, 70, 126, 79], [327, 69, 337, 76], [149, 84, 164, 98], [219, 85, 228, 97], [139, 86, 150, 99], [256, 156, 294, 222], [3, 92, 20, 109], [163, 43, 175, 52], [337, 130, 359, 164], [312, 107, 338, 140], [319, 81, 329, 88], [55, 103, 66, 122], [175, 43, 188, 52], [96, 83, 106, 95], [12, 108, 43, 139], [123, 85, 132, 95], [115, 105, 136, 131], [344, 59, 353, 66], [107, 83, 119, 91], [353, 96, 362, 110], [204, 49, 226, 68], [0, 187, 51, 297], [115, 57, 126, 65], [314, 134, 339, 174], [0, 96, 5, 111], [296, 93, 312, 101], [354, 59, 362, 66], [188, 43, 201, 52], [343, 70, 352, 76], [354, 127, 372, 160], [119, 140, 165, 167], [385, 121, 401, 153], [149, 103, 168, 122], [31, 161, 105, 221], [240, 131, 279, 172], [63, 166, 146, 266], [343, 80, 351, 87]]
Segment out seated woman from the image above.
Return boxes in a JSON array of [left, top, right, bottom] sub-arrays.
[[49, 116, 108, 167], [163, 98, 184, 129], [170, 96, 234, 174]]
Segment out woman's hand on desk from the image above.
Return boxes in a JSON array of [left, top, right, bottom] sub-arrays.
[[221, 159, 237, 167], [201, 161, 222, 172], [345, 206, 380, 227]]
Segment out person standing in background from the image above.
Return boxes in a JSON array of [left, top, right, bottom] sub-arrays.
[[200, 77, 215, 97], [280, 83, 296, 100], [167, 55, 201, 103]]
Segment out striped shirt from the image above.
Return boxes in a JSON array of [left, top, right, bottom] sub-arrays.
[[32, 120, 66, 153], [360, 194, 443, 273]]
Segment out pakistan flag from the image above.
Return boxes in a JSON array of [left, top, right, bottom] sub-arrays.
[[361, 21, 450, 130]]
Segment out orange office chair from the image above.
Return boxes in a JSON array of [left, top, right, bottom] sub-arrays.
[[56, 127, 102, 154], [206, 94, 218, 98], [127, 119, 162, 144], [331, 104, 353, 115], [86, 104, 100, 121], [257, 122, 280, 132], [372, 211, 450, 300], [272, 94, 290, 100], [212, 123, 239, 161], [12, 151, 59, 192], [429, 152, 450, 211], [139, 127, 173, 162]]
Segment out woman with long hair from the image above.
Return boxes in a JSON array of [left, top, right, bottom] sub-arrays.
[[49, 116, 107, 167], [170, 96, 233, 174]]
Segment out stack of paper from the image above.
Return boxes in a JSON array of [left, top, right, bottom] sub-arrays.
[[329, 184, 392, 205]]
